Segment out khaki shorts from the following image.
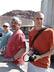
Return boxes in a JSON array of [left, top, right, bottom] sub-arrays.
[[27, 62, 50, 72]]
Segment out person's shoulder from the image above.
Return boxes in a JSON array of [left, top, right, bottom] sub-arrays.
[[45, 27, 54, 35], [29, 27, 36, 36], [9, 30, 13, 33], [46, 27, 53, 32], [17, 29, 25, 36], [17, 29, 24, 34], [29, 27, 35, 33], [8, 31, 13, 36]]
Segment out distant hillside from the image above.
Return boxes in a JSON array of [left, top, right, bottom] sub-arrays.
[[0, 10, 36, 27], [2, 10, 36, 19]]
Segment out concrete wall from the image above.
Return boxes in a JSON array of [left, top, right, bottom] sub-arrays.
[[41, 0, 54, 27]]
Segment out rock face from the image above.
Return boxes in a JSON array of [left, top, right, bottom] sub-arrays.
[[2, 10, 36, 19], [0, 10, 36, 27]]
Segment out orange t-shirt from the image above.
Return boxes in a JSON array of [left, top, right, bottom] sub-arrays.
[[29, 27, 54, 68]]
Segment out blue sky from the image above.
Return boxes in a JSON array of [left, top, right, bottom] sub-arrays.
[[0, 0, 42, 15]]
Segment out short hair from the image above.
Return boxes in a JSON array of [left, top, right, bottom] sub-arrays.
[[11, 16, 22, 24], [34, 11, 44, 18]]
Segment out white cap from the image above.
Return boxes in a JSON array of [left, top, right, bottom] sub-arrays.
[[3, 22, 10, 27], [11, 16, 22, 24]]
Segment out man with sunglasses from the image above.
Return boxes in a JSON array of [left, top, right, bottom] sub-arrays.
[[0, 22, 13, 55], [27, 11, 54, 72]]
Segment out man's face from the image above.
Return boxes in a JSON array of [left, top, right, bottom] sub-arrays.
[[34, 13, 44, 27], [11, 21, 20, 31], [3, 25, 10, 32]]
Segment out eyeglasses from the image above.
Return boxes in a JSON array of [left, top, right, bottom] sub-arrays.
[[36, 18, 43, 20], [3, 26, 8, 27]]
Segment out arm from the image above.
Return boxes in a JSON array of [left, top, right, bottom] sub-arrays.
[[40, 45, 54, 58], [39, 30, 54, 59], [0, 49, 4, 52], [14, 33, 26, 60], [0, 46, 6, 56], [14, 48, 26, 60], [34, 29, 54, 61], [2, 48, 26, 62], [34, 45, 54, 61], [2, 33, 26, 62]]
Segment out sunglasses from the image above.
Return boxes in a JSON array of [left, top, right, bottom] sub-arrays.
[[3, 26, 8, 27]]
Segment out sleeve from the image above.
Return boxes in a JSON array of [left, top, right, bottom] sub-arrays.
[[29, 31, 32, 48], [20, 33, 26, 49], [49, 29, 54, 47]]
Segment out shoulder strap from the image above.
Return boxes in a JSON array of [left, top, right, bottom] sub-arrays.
[[31, 27, 47, 47]]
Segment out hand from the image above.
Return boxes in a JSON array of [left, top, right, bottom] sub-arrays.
[[33, 55, 41, 61], [2, 58, 13, 62], [29, 50, 34, 56], [0, 49, 4, 52]]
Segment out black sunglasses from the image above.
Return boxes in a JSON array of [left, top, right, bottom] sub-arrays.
[[3, 26, 8, 27]]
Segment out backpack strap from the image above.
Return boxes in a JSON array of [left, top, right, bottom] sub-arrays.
[[31, 27, 47, 47]]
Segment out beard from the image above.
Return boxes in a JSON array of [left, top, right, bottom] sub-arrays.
[[11, 25, 16, 30]]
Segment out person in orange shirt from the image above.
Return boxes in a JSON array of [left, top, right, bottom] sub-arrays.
[[27, 11, 54, 72]]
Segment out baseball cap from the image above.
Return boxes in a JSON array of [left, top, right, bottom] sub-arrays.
[[11, 16, 22, 24], [3, 22, 10, 27]]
